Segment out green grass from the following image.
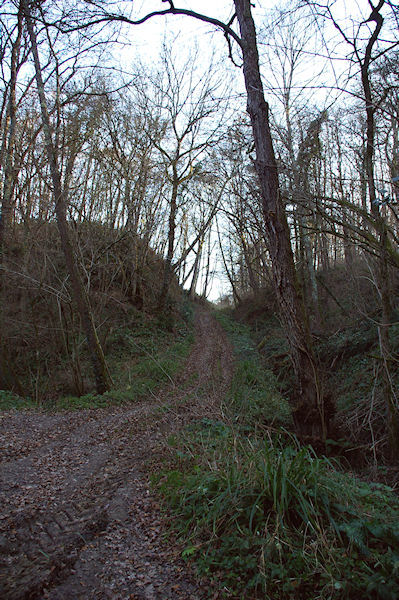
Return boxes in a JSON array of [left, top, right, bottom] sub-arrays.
[[158, 427, 399, 599], [155, 310, 399, 599], [215, 311, 292, 428], [54, 322, 194, 410], [1, 299, 195, 411]]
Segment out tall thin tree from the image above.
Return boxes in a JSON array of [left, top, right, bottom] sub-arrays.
[[21, 0, 111, 394]]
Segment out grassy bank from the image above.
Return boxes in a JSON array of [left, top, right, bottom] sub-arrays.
[[0, 300, 194, 411], [156, 310, 399, 599]]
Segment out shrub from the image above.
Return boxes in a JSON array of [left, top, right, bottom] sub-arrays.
[[0, 390, 35, 411]]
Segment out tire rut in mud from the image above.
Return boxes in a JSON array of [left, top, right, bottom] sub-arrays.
[[2, 503, 109, 600], [0, 308, 234, 599], [0, 442, 142, 599]]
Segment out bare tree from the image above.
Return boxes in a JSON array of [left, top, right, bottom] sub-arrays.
[[132, 49, 227, 309], [21, 0, 112, 394], [68, 0, 329, 435], [229, 0, 327, 436]]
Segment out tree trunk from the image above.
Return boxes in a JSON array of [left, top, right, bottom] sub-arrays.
[[216, 218, 241, 305], [295, 113, 327, 327], [0, 9, 23, 257], [189, 237, 203, 298], [388, 115, 399, 204], [22, 0, 111, 395], [201, 229, 212, 298], [241, 231, 259, 293], [360, 1, 399, 457], [0, 8, 24, 395], [158, 168, 178, 310], [234, 0, 328, 437]]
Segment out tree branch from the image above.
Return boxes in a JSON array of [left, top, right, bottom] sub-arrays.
[[53, 4, 243, 49]]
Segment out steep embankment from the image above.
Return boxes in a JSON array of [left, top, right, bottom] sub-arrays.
[[0, 308, 233, 600]]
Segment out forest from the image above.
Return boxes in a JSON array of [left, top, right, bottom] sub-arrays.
[[1, 0, 399, 598]]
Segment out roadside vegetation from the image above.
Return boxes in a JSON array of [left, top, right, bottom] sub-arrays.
[[0, 318, 193, 411], [156, 308, 399, 599]]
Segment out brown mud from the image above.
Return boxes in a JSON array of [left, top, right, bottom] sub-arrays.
[[0, 308, 233, 600]]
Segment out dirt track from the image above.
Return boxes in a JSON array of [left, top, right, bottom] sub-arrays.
[[0, 308, 233, 600]]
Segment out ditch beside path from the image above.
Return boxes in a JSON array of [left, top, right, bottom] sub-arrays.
[[0, 308, 234, 600]]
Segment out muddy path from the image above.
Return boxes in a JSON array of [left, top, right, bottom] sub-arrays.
[[0, 308, 234, 600]]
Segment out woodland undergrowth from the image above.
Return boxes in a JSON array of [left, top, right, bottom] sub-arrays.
[[0, 298, 194, 411], [156, 310, 399, 599]]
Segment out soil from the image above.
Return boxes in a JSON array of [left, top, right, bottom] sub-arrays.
[[0, 307, 234, 600]]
